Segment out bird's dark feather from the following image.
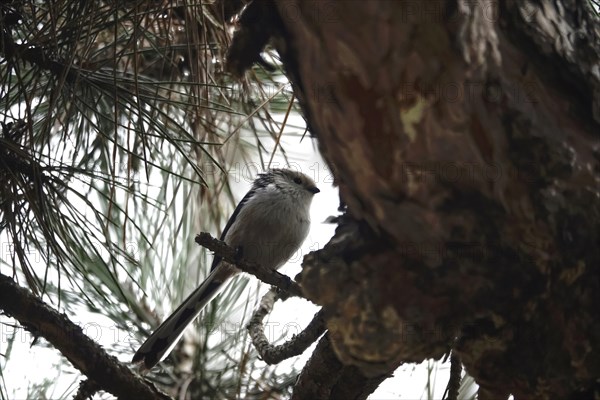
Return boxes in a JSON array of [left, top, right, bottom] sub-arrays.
[[210, 188, 255, 270], [209, 170, 279, 271]]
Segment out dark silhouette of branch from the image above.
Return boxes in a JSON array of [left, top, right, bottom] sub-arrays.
[[291, 334, 388, 400], [0, 24, 80, 83], [444, 352, 462, 400], [225, 0, 281, 76], [0, 273, 172, 400], [247, 287, 326, 364], [291, 334, 342, 400], [194, 232, 304, 298]]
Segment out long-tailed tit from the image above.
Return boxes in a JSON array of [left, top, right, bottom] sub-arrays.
[[132, 168, 320, 369]]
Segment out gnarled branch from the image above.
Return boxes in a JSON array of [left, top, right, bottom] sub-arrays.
[[247, 287, 326, 364]]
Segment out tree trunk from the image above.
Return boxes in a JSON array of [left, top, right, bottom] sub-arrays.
[[254, 1, 600, 399]]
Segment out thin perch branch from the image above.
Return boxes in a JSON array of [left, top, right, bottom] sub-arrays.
[[247, 287, 326, 364], [194, 232, 304, 298], [0, 273, 172, 400]]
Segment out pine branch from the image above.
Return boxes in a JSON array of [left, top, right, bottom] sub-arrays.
[[0, 273, 172, 400], [0, 24, 79, 83]]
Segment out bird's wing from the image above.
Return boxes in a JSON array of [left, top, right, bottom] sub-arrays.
[[210, 187, 256, 271]]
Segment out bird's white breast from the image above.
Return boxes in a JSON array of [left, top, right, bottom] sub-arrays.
[[223, 186, 311, 270]]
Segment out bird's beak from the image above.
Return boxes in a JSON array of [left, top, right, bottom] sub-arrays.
[[308, 186, 320, 194]]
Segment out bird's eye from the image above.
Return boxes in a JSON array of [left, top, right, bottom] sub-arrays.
[[293, 177, 302, 184]]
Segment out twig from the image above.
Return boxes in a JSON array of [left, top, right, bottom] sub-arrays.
[[194, 232, 304, 298], [247, 287, 326, 364], [0, 273, 172, 400]]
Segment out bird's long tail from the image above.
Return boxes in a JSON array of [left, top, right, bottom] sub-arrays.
[[132, 269, 228, 370]]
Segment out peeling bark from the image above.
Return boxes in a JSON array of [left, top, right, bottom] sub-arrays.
[[259, 1, 600, 399]]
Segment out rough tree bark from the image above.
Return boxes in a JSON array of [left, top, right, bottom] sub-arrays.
[[230, 1, 600, 399]]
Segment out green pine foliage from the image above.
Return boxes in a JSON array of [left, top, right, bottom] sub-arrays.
[[0, 1, 297, 398]]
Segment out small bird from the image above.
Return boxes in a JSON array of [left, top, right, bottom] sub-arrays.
[[132, 168, 320, 369]]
